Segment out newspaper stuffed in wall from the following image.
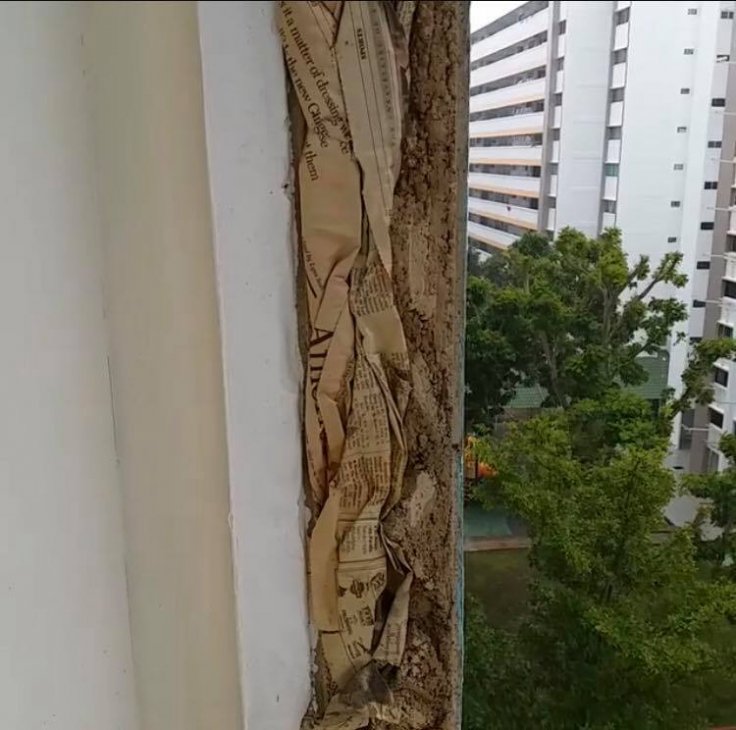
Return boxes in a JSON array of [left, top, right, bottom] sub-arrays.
[[277, 2, 416, 727]]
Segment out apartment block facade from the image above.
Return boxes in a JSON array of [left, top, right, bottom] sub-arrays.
[[469, 0, 736, 470]]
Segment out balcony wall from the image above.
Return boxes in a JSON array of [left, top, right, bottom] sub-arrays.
[[468, 196, 539, 228], [469, 145, 543, 165], [609, 101, 624, 126], [468, 172, 541, 196], [470, 111, 545, 137], [471, 43, 548, 89], [611, 62, 626, 88], [470, 77, 546, 113], [471, 7, 550, 63], [468, 220, 518, 250], [614, 22, 629, 50]]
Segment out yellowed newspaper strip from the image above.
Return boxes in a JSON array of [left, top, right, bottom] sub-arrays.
[[278, 2, 414, 727]]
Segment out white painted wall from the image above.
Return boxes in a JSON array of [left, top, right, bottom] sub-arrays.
[[555, 1, 615, 236], [617, 1, 721, 458], [87, 4, 244, 728], [0, 3, 309, 729], [198, 4, 311, 729], [0, 4, 139, 728]]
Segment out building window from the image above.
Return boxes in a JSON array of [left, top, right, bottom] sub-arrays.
[[690, 336, 703, 344], [693, 300, 706, 308], [615, 7, 630, 24], [602, 199, 617, 214], [674, 163, 685, 170], [722, 10, 734, 19], [697, 260, 711, 269], [556, 57, 565, 71], [684, 48, 695, 55], [713, 98, 727, 107], [708, 140, 723, 148], [679, 408, 695, 450], [724, 280, 736, 299], [681, 88, 691, 95], [701, 221, 715, 230], [553, 92, 563, 106], [604, 163, 619, 177], [709, 407, 725, 429], [668, 236, 678, 243], [558, 19, 567, 34], [547, 195, 557, 209], [608, 126, 622, 140], [612, 48, 628, 64], [677, 126, 688, 133], [610, 88, 625, 103], [671, 201, 682, 208], [718, 323, 734, 338], [718, 53, 731, 62], [552, 128, 560, 141], [714, 366, 729, 387], [548, 162, 559, 174], [704, 181, 719, 190], [688, 8, 698, 15], [706, 447, 720, 473]]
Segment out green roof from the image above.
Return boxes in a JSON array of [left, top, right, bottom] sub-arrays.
[[507, 353, 670, 409]]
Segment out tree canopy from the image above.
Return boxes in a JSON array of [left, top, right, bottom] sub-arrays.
[[464, 228, 736, 729], [465, 228, 688, 430]]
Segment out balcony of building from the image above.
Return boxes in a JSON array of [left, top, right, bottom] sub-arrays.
[[468, 220, 519, 250], [611, 62, 626, 89], [470, 77, 546, 114], [469, 145, 543, 166], [468, 196, 539, 229], [609, 101, 624, 126], [606, 139, 621, 163], [468, 172, 541, 197], [614, 22, 629, 51], [471, 7, 550, 65], [720, 296, 736, 327], [471, 43, 548, 90], [603, 176, 618, 201], [470, 111, 545, 138], [725, 251, 736, 282]]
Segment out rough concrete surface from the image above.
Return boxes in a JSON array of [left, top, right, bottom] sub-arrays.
[[290, 2, 468, 727], [377, 3, 468, 727]]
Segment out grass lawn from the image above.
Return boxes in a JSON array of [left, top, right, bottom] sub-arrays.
[[464, 548, 531, 629]]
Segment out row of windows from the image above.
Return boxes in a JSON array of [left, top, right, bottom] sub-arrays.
[[470, 2, 550, 43], [686, 7, 732, 16], [470, 31, 548, 73], [469, 163, 542, 177], [612, 48, 627, 65], [468, 188, 539, 209], [469, 101, 544, 123], [468, 134, 543, 148], [714, 366, 729, 388], [467, 214, 532, 238], [470, 67, 545, 97], [615, 7, 630, 25]]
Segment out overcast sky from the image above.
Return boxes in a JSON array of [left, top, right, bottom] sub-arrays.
[[471, 0, 527, 31]]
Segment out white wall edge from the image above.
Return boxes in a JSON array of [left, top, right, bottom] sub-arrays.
[[197, 3, 311, 728]]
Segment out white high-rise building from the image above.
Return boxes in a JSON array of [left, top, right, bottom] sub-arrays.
[[469, 0, 736, 470]]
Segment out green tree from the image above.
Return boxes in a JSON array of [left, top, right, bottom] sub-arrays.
[[685, 433, 736, 580], [465, 393, 736, 730], [463, 225, 736, 727], [464, 228, 688, 431]]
